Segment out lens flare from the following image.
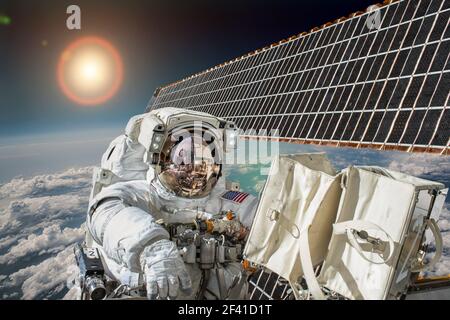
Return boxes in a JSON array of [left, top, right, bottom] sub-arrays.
[[57, 37, 123, 106], [0, 14, 11, 26]]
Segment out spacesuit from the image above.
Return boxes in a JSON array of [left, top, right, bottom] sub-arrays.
[[82, 107, 258, 300]]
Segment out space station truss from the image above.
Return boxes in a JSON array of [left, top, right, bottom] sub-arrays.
[[148, 0, 449, 155]]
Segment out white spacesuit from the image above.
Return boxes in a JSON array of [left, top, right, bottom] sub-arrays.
[[81, 107, 258, 300]]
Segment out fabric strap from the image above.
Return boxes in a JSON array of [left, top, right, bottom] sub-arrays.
[[296, 225, 326, 300], [333, 220, 395, 265], [298, 220, 395, 300]]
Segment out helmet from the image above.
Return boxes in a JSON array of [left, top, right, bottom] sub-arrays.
[[157, 128, 222, 198]]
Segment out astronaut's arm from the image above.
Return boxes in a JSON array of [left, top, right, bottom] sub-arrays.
[[87, 198, 169, 272], [87, 197, 192, 299]]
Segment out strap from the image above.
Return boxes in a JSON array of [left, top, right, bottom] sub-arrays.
[[267, 208, 300, 239], [333, 220, 395, 265], [297, 225, 326, 300], [411, 218, 443, 272]]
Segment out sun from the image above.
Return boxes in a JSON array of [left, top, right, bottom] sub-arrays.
[[58, 36, 123, 106], [82, 62, 98, 79]]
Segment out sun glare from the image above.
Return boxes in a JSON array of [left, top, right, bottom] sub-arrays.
[[57, 37, 123, 106], [82, 62, 98, 79]]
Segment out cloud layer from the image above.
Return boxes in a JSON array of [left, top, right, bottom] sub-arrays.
[[0, 225, 83, 265], [0, 167, 92, 299]]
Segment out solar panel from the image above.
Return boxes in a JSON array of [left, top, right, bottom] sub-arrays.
[[247, 269, 293, 300], [148, 0, 449, 155]]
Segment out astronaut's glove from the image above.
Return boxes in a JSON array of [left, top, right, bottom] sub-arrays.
[[140, 239, 192, 300]]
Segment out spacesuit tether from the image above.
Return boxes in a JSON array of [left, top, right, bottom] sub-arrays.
[[76, 107, 258, 300]]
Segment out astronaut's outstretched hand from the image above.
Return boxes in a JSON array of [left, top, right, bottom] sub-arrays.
[[140, 239, 192, 300]]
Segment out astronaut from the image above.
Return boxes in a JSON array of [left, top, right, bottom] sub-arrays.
[[80, 107, 258, 300]]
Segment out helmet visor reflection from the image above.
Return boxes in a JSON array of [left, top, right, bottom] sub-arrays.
[[158, 135, 221, 198]]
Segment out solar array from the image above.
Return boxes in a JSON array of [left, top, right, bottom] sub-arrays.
[[148, 0, 449, 154], [247, 269, 292, 300]]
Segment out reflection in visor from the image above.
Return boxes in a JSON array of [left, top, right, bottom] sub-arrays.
[[158, 135, 221, 198]]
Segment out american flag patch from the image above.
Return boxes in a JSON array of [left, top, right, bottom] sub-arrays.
[[221, 191, 249, 203]]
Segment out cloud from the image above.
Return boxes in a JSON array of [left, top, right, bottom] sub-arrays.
[[388, 153, 450, 179], [0, 224, 84, 265], [0, 168, 92, 237], [1, 194, 86, 233], [0, 235, 21, 252], [0, 167, 92, 200], [2, 292, 19, 299], [1, 245, 78, 300], [0, 167, 92, 299]]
